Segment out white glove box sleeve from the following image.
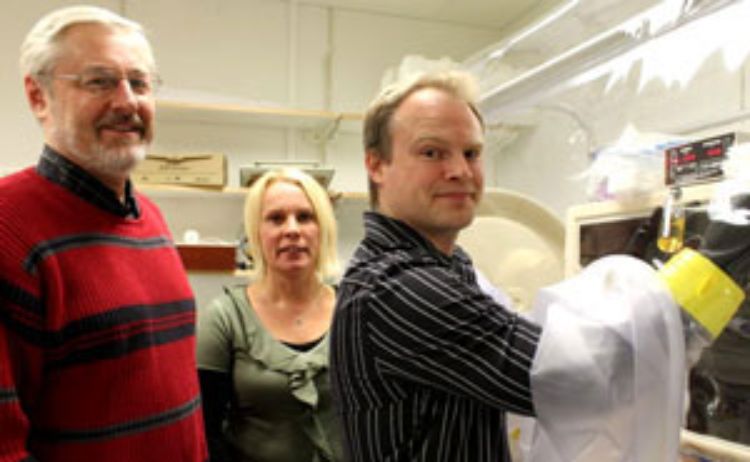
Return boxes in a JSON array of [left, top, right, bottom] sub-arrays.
[[527, 255, 686, 461]]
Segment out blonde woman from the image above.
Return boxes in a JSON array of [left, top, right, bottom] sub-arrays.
[[197, 168, 342, 461]]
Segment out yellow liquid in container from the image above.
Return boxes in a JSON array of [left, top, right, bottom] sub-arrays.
[[658, 187, 685, 255], [657, 215, 686, 254]]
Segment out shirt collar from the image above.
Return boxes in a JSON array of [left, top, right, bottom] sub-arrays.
[[363, 211, 473, 268], [36, 145, 141, 218]]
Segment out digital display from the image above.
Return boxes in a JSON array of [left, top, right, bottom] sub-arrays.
[[665, 133, 734, 186]]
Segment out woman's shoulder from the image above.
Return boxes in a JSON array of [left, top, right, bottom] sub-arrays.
[[201, 284, 254, 325], [197, 284, 261, 350]]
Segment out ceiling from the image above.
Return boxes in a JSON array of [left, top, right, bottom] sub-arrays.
[[301, 0, 565, 32], [301, 0, 666, 64], [502, 0, 665, 63], [299, 0, 675, 108]]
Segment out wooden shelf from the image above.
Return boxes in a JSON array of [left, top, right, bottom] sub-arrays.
[[137, 183, 367, 202], [136, 183, 246, 199], [155, 99, 364, 133]]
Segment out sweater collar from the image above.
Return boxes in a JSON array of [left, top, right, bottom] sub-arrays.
[[36, 145, 141, 218]]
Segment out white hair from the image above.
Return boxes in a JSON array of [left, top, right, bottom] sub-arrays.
[[20, 5, 153, 78]]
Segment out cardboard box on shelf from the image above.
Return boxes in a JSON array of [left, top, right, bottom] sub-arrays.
[[133, 153, 226, 187]]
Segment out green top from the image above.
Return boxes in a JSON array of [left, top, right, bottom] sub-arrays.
[[197, 285, 343, 462]]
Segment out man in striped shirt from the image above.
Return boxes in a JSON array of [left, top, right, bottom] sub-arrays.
[[0, 6, 207, 461], [329, 70, 542, 462]]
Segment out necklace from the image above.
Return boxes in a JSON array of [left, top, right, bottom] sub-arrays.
[[293, 284, 332, 327], [249, 282, 331, 330]]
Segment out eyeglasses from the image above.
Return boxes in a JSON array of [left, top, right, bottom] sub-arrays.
[[43, 68, 162, 96]]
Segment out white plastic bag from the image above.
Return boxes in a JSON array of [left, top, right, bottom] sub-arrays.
[[581, 125, 684, 201], [527, 255, 686, 461]]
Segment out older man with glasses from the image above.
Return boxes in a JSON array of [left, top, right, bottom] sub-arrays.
[[0, 6, 207, 461]]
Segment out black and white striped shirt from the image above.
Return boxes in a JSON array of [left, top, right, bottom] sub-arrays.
[[330, 212, 542, 462]]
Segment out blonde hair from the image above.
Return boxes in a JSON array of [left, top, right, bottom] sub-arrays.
[[244, 168, 339, 281], [363, 70, 484, 208], [20, 5, 154, 79]]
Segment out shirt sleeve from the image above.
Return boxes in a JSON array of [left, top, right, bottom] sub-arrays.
[[196, 293, 235, 373], [198, 369, 232, 462], [195, 293, 236, 462], [365, 262, 542, 415]]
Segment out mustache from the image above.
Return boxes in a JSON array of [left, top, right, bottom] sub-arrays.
[[95, 112, 146, 132]]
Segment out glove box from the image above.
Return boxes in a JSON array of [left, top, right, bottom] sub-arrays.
[[565, 182, 750, 459]]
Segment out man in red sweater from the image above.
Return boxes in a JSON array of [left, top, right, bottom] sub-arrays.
[[0, 6, 207, 461]]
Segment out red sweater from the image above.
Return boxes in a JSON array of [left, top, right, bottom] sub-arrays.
[[0, 164, 207, 461]]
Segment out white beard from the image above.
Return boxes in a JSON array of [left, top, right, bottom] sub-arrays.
[[64, 130, 148, 179], [93, 142, 147, 174]]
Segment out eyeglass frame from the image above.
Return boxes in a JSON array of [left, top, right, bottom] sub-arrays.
[[37, 67, 163, 96]]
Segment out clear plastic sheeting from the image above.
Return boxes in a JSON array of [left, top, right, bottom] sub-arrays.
[[578, 124, 684, 202], [527, 255, 686, 461]]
